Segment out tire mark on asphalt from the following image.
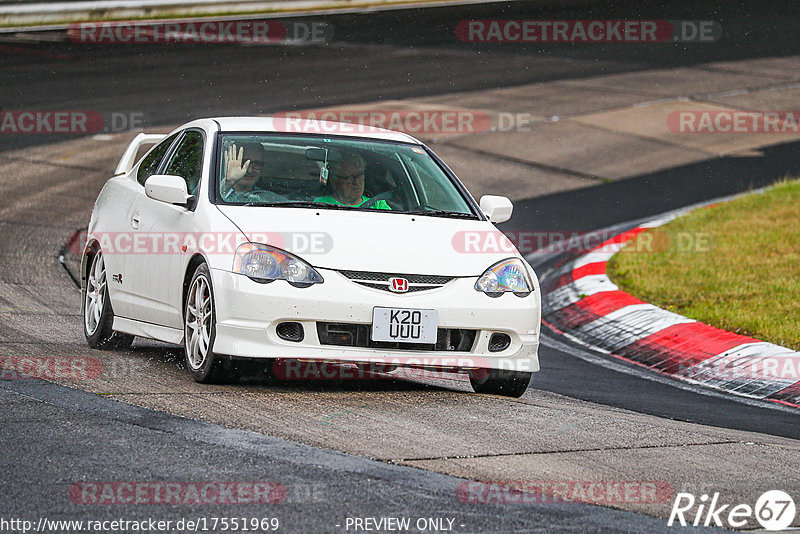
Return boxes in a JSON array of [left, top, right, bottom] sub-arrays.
[[0, 180, 99, 219], [0, 154, 107, 172], [389, 440, 739, 463], [572, 120, 722, 157], [436, 142, 610, 182]]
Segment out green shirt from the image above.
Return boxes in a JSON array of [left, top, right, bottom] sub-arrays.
[[313, 195, 391, 210]]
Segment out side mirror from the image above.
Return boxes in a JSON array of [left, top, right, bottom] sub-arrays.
[[145, 174, 190, 205], [479, 195, 513, 223]]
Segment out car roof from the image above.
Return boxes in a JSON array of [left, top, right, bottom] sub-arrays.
[[194, 116, 422, 144]]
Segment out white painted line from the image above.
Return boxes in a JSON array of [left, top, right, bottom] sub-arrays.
[[638, 213, 680, 229]]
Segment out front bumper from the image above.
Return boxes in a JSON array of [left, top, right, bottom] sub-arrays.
[[210, 267, 540, 372]]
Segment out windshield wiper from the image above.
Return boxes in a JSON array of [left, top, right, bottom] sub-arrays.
[[403, 208, 478, 219], [242, 201, 347, 210]]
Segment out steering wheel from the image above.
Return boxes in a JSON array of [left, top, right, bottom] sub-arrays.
[[359, 190, 395, 209]]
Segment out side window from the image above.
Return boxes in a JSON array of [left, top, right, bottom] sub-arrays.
[[163, 131, 204, 195], [136, 132, 179, 186]]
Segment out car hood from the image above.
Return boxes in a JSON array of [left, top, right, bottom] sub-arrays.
[[216, 206, 520, 276]]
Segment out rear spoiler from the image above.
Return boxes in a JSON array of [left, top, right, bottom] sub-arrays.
[[114, 133, 166, 176]]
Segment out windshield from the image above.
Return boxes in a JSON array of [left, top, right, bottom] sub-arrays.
[[216, 134, 478, 218]]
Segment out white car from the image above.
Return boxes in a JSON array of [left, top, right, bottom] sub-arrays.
[[82, 117, 541, 397]]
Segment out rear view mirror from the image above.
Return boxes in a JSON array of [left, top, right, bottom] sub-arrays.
[[145, 174, 191, 205], [305, 147, 343, 163], [479, 195, 513, 223]]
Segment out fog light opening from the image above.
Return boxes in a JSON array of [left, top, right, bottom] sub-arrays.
[[276, 322, 304, 342], [488, 332, 511, 352]]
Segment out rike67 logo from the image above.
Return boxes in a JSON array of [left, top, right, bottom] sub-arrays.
[[668, 490, 796, 530]]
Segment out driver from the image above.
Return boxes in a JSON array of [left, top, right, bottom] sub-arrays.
[[221, 142, 283, 203], [314, 152, 391, 210]]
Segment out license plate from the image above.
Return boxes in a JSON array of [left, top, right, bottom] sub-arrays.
[[371, 307, 438, 344]]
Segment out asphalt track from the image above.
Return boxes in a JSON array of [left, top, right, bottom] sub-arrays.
[[2, 379, 679, 533], [2, 0, 800, 532], [3, 0, 800, 151]]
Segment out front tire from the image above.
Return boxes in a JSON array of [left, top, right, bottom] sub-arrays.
[[469, 369, 532, 398], [83, 250, 134, 350], [184, 263, 237, 383]]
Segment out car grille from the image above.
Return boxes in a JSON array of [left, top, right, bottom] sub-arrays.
[[317, 322, 477, 352], [337, 269, 456, 293]]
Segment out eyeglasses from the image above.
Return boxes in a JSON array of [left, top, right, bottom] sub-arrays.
[[336, 171, 364, 181], [249, 161, 264, 169]]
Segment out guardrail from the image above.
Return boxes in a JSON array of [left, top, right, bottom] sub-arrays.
[[0, 0, 528, 27]]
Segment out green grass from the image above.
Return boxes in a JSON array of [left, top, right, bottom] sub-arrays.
[[607, 178, 800, 351]]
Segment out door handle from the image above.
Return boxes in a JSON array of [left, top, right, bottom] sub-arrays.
[[131, 212, 141, 229]]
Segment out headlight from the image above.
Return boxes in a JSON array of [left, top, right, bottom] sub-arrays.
[[233, 243, 323, 287], [475, 258, 533, 297]]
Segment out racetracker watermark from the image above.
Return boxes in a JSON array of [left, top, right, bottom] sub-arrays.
[[0, 111, 143, 135], [273, 110, 491, 135], [451, 229, 714, 255], [456, 20, 721, 43], [456, 481, 674, 504], [668, 111, 800, 133], [0, 356, 102, 380], [272, 358, 514, 381], [676, 355, 800, 382], [77, 231, 332, 255], [68, 20, 332, 44], [1, 356, 161, 381], [69, 482, 286, 505]]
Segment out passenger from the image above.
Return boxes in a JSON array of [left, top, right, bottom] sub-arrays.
[[221, 142, 282, 203], [314, 152, 391, 210]]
